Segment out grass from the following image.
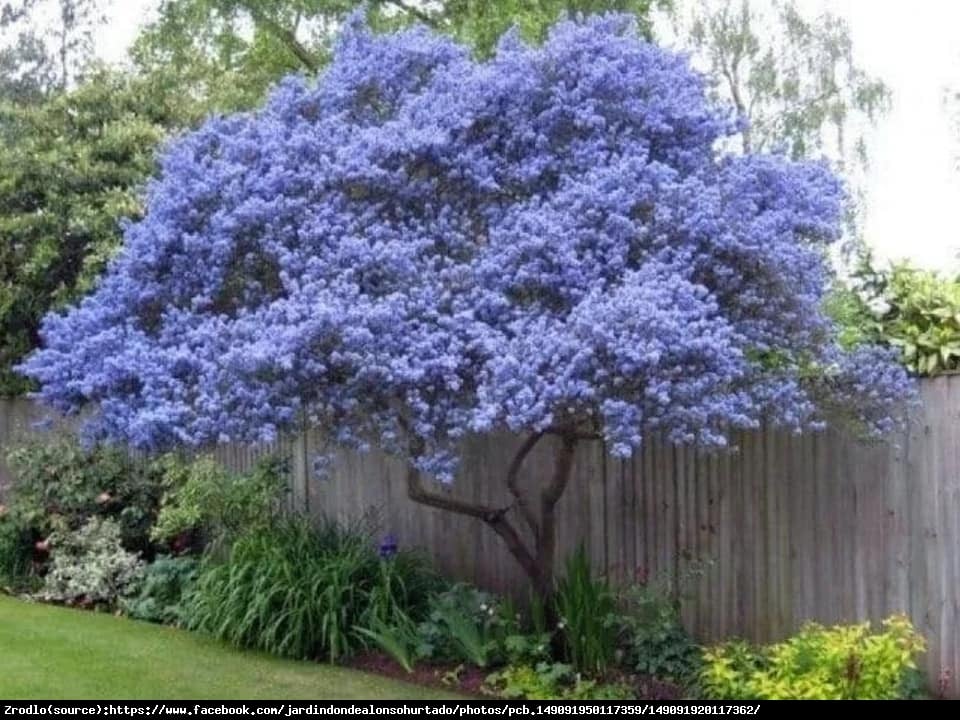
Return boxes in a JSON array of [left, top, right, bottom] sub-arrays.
[[0, 595, 460, 700]]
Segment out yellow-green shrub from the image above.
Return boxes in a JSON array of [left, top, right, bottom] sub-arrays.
[[701, 615, 926, 700]]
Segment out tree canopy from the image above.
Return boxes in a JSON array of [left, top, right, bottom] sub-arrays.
[[130, 1, 666, 115], [676, 0, 889, 165], [19, 13, 912, 591], [23, 13, 911, 460]]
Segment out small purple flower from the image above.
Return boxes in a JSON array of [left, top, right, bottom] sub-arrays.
[[378, 534, 398, 559]]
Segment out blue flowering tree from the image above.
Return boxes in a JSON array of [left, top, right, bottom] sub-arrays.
[[20, 14, 912, 597]]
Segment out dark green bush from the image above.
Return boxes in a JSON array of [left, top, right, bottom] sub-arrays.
[[6, 433, 163, 554], [122, 555, 199, 625], [184, 516, 441, 662], [617, 582, 702, 686], [0, 516, 34, 591], [412, 583, 518, 666]]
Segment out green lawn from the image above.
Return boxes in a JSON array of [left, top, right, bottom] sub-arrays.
[[0, 595, 459, 700]]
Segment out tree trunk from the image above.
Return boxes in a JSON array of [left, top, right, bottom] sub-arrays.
[[406, 431, 579, 600]]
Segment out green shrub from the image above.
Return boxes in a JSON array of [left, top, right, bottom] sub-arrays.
[[121, 555, 199, 625], [40, 517, 145, 606], [411, 583, 519, 666], [6, 433, 163, 553], [554, 546, 619, 676], [184, 516, 440, 662], [617, 582, 702, 686], [700, 615, 926, 700], [829, 256, 960, 375], [150, 454, 288, 552], [485, 662, 634, 700]]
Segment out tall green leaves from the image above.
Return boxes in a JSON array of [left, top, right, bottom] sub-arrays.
[[184, 516, 440, 662], [554, 546, 619, 675]]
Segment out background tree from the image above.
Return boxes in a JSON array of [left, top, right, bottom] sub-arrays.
[[131, 0, 666, 113], [672, 0, 888, 172], [130, 0, 433, 113], [21, 15, 912, 597], [0, 0, 106, 94], [438, 0, 666, 56], [0, 69, 195, 395]]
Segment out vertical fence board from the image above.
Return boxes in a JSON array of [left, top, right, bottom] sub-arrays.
[[1, 378, 959, 697]]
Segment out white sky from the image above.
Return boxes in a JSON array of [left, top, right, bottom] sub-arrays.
[[89, 0, 960, 272]]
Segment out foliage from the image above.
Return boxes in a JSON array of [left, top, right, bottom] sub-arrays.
[[675, 0, 889, 171], [700, 615, 927, 700], [5, 432, 163, 553], [355, 612, 421, 674], [40, 516, 145, 606], [485, 662, 635, 700], [150, 453, 288, 551], [831, 258, 960, 376], [23, 12, 911, 476], [121, 554, 199, 625], [0, 68, 188, 395], [131, 1, 664, 116], [22, 13, 912, 593], [412, 583, 517, 666], [0, 0, 106, 99], [0, 515, 34, 590], [617, 582, 702, 686], [440, 0, 664, 57], [554, 546, 619, 675], [184, 516, 439, 662]]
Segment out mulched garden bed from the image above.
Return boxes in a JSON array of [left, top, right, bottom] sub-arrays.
[[347, 651, 686, 700], [348, 652, 489, 697]]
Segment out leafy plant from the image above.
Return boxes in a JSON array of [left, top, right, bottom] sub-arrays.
[[6, 433, 164, 553], [414, 583, 517, 666], [121, 555, 199, 625], [355, 613, 420, 674], [40, 517, 145, 606], [700, 615, 927, 700], [831, 256, 960, 376], [617, 580, 703, 686], [0, 515, 33, 591], [485, 662, 635, 700], [554, 546, 619, 675], [150, 453, 288, 553], [184, 516, 438, 662]]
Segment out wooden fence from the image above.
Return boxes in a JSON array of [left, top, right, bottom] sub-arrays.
[[1, 378, 958, 696]]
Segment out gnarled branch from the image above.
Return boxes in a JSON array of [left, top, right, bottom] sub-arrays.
[[506, 431, 544, 536], [405, 462, 540, 582]]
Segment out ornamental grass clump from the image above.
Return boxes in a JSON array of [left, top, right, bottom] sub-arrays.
[[183, 516, 440, 662]]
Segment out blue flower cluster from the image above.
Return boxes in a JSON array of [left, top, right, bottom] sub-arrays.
[[19, 13, 913, 480]]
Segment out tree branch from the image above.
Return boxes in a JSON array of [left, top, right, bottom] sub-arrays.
[[533, 433, 578, 591], [246, 5, 319, 73], [405, 462, 540, 581], [506, 431, 544, 536]]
